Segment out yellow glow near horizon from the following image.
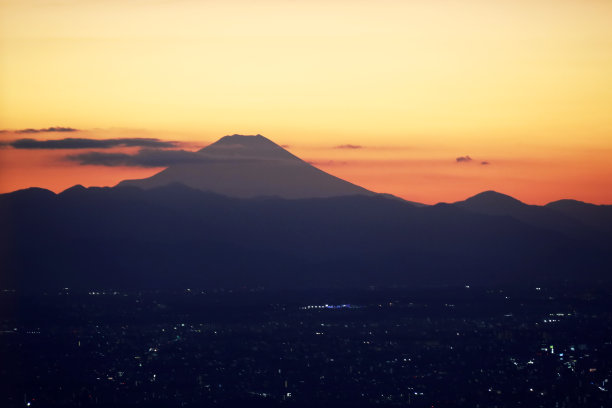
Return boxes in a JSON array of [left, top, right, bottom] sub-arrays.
[[1, 0, 611, 203]]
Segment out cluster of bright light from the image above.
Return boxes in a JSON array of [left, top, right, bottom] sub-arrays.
[[300, 304, 355, 310]]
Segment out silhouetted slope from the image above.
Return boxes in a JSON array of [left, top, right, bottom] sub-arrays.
[[1, 184, 610, 291], [546, 199, 612, 233], [453, 191, 585, 234], [118, 134, 375, 199], [454, 191, 524, 211]]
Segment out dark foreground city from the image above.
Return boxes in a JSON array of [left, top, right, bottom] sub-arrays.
[[1, 284, 611, 407]]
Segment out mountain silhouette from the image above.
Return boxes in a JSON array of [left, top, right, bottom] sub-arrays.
[[1, 183, 611, 290], [2, 135, 612, 290], [546, 199, 612, 233], [455, 191, 524, 211], [118, 134, 375, 199], [453, 190, 586, 234]]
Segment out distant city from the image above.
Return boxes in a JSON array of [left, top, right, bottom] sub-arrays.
[[2, 285, 611, 407]]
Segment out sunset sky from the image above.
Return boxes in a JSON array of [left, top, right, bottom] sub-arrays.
[[1, 0, 611, 204]]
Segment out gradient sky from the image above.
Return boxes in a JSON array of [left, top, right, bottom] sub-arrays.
[[1, 0, 611, 204]]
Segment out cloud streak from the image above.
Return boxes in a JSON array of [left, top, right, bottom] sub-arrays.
[[14, 127, 78, 134], [66, 148, 289, 167], [307, 160, 348, 166], [9, 137, 178, 149], [67, 149, 208, 167], [455, 156, 492, 165], [334, 144, 363, 149]]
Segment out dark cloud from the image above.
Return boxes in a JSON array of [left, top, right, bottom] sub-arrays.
[[307, 160, 348, 166], [280, 144, 291, 148], [67, 148, 284, 167], [456, 155, 472, 163], [334, 144, 363, 149], [68, 152, 135, 167], [14, 127, 78, 134], [9, 137, 178, 149], [481, 161, 490, 165], [67, 149, 206, 167]]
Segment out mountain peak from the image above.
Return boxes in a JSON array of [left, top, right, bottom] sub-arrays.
[[60, 184, 87, 195], [3, 187, 56, 201], [546, 199, 593, 208], [218, 133, 266, 141], [454, 191, 526, 214], [197, 133, 295, 160], [205, 134, 272, 148], [118, 134, 374, 199], [465, 190, 524, 206]]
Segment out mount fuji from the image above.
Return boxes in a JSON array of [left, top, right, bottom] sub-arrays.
[[118, 134, 374, 199]]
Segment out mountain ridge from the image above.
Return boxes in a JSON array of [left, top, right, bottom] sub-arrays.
[[2, 183, 611, 290], [2, 132, 611, 290]]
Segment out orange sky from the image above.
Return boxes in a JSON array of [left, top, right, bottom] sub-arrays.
[[1, 0, 611, 204]]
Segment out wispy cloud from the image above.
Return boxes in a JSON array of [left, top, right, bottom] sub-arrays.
[[9, 137, 179, 149], [307, 160, 348, 166], [66, 148, 291, 167], [334, 144, 363, 149], [14, 127, 78, 134], [67, 149, 207, 167], [455, 155, 492, 165]]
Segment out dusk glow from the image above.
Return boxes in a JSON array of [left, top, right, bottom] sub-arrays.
[[3, 3, 612, 406], [1, 0, 611, 204]]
